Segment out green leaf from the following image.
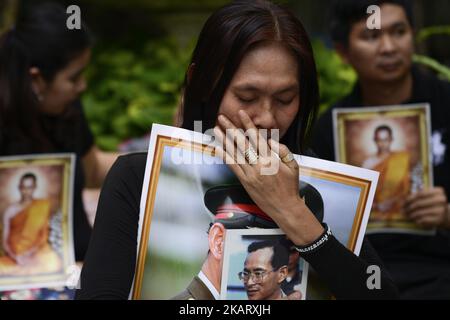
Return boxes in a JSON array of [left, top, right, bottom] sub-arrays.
[[413, 54, 450, 82]]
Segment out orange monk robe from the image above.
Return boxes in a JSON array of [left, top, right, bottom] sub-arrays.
[[372, 151, 411, 222], [0, 199, 62, 276]]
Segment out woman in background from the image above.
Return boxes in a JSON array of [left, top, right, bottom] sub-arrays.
[[0, 2, 118, 261]]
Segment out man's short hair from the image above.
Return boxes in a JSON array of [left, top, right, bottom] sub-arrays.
[[374, 125, 393, 138], [20, 173, 37, 184], [247, 240, 289, 270], [329, 0, 414, 45]]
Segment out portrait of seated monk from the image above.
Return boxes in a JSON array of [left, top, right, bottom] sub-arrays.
[[0, 173, 62, 276], [362, 125, 411, 222]]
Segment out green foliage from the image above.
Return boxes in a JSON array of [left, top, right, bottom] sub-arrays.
[[414, 25, 450, 83], [312, 40, 357, 116], [413, 54, 450, 82], [0, 0, 18, 34], [417, 25, 450, 44], [142, 252, 202, 299], [79, 0, 228, 10], [82, 38, 194, 151]]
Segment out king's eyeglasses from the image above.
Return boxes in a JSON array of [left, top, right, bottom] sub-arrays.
[[238, 269, 276, 283]]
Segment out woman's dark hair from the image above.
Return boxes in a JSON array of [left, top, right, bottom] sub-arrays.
[[0, 2, 92, 153], [180, 0, 319, 154], [329, 0, 414, 46]]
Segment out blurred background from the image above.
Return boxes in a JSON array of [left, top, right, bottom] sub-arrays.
[[1, 0, 449, 153]]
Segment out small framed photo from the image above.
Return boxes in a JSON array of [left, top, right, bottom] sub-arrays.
[[131, 124, 379, 300], [220, 229, 308, 300], [333, 103, 434, 234], [0, 154, 75, 291]]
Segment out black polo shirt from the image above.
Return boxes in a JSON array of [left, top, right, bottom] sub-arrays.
[[310, 65, 450, 299]]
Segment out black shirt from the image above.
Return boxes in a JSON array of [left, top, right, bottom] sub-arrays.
[[310, 66, 450, 299], [76, 152, 399, 300], [0, 101, 94, 261]]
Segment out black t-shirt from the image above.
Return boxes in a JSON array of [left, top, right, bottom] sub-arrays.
[[310, 66, 450, 299], [76, 152, 399, 300], [0, 101, 94, 261]]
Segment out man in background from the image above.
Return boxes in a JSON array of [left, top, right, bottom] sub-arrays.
[[311, 0, 450, 298]]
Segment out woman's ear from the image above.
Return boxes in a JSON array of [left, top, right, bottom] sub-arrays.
[[29, 67, 47, 101], [208, 223, 225, 261]]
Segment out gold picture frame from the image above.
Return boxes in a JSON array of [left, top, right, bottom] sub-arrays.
[[0, 153, 75, 291], [334, 103, 433, 234]]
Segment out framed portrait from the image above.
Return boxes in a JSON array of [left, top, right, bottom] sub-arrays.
[[220, 229, 308, 300], [0, 154, 75, 291], [130, 124, 379, 300], [333, 103, 434, 234]]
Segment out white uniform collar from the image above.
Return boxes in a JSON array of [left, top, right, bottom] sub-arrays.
[[198, 271, 220, 300]]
